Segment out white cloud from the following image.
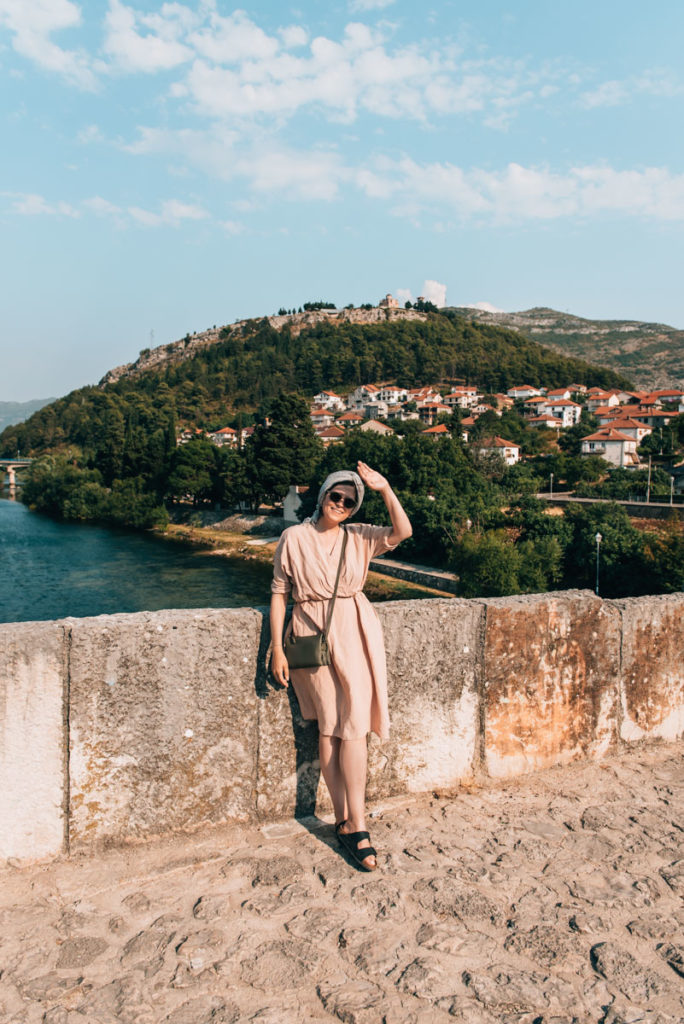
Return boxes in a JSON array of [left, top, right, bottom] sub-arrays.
[[0, 0, 96, 87], [7, 192, 80, 217], [395, 288, 412, 305], [581, 80, 628, 109], [77, 123, 104, 143], [279, 24, 308, 49], [581, 68, 683, 108], [103, 0, 194, 72], [220, 219, 244, 234], [463, 301, 504, 313], [128, 198, 208, 225], [83, 195, 122, 216], [364, 160, 684, 223], [188, 8, 279, 64], [422, 280, 446, 306]]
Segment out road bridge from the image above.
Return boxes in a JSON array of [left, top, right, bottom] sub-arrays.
[[0, 458, 32, 488]]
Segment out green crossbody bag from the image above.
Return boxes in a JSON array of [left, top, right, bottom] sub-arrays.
[[284, 527, 348, 670]]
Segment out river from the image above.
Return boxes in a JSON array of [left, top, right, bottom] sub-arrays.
[[0, 496, 273, 624]]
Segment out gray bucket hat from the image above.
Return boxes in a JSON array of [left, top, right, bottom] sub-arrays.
[[311, 470, 364, 522]]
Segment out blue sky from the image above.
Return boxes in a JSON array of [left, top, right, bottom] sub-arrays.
[[2, 0, 684, 401]]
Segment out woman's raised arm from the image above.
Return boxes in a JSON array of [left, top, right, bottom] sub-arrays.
[[357, 460, 412, 546]]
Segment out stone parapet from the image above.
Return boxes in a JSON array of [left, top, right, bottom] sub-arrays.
[[1, 589, 682, 863], [0, 621, 67, 861]]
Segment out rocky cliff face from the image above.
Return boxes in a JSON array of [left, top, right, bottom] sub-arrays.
[[450, 306, 684, 390], [100, 306, 428, 386]]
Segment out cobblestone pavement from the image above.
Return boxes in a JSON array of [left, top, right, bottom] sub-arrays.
[[1, 745, 682, 1024]]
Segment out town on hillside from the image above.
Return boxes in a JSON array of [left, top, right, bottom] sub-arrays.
[[177, 292, 684, 486]]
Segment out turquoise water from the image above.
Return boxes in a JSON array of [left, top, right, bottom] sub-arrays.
[[0, 496, 272, 623]]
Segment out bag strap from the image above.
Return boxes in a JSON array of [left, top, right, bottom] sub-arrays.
[[323, 526, 348, 640]]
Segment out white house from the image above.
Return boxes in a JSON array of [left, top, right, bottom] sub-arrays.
[[313, 390, 345, 411], [310, 408, 335, 428], [507, 385, 542, 400], [546, 387, 573, 400], [529, 414, 563, 430], [543, 399, 582, 428], [607, 417, 652, 444], [347, 384, 379, 409], [376, 385, 408, 404], [476, 436, 520, 465], [207, 426, 237, 447], [586, 390, 620, 412], [581, 428, 639, 467], [443, 387, 480, 409]]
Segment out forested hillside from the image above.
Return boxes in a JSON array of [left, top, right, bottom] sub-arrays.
[[1, 311, 629, 460]]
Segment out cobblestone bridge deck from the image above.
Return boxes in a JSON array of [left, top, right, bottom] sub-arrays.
[[1, 745, 682, 1024]]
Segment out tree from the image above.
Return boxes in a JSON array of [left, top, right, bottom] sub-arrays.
[[166, 439, 219, 505], [242, 394, 323, 509]]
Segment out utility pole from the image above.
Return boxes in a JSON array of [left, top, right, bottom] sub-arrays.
[[671, 476, 675, 506], [646, 455, 652, 503], [595, 532, 602, 596], [550, 472, 554, 498]]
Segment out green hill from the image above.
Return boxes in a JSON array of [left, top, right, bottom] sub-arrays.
[[1, 310, 630, 461], [449, 306, 684, 391]]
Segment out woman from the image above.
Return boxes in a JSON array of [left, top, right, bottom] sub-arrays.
[[270, 461, 412, 870]]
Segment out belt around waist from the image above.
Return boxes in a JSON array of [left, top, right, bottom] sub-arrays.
[[294, 593, 360, 604]]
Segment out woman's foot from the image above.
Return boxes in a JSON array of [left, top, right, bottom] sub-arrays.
[[337, 821, 377, 870]]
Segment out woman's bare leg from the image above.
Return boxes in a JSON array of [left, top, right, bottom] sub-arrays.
[[338, 737, 376, 869], [318, 735, 347, 825]]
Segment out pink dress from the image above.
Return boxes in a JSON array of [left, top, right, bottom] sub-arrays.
[[271, 521, 397, 740]]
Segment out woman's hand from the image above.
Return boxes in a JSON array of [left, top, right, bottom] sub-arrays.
[[271, 647, 290, 688], [357, 460, 389, 493]]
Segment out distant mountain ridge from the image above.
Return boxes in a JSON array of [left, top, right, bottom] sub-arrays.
[[449, 306, 683, 390], [0, 398, 56, 432]]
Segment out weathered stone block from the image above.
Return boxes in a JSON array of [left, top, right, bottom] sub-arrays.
[[68, 608, 262, 847], [616, 594, 684, 743], [482, 591, 620, 778], [0, 620, 66, 861], [368, 599, 484, 797]]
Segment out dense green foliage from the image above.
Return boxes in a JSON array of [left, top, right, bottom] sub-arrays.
[[3, 312, 680, 599]]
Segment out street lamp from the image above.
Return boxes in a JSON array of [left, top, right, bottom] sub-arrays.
[[671, 476, 675, 506], [550, 471, 554, 498], [595, 532, 603, 596]]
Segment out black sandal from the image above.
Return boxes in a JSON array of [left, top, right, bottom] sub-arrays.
[[337, 829, 378, 871]]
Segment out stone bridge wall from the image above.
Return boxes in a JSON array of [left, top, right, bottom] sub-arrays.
[[1, 591, 682, 864]]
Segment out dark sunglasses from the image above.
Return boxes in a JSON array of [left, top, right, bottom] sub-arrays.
[[327, 490, 356, 509]]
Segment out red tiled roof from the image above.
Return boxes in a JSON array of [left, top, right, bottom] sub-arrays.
[[478, 435, 520, 449], [422, 423, 450, 434], [582, 429, 635, 443]]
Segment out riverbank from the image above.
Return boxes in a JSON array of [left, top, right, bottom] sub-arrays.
[[159, 520, 455, 602]]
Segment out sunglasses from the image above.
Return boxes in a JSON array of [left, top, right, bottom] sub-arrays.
[[326, 490, 356, 509]]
